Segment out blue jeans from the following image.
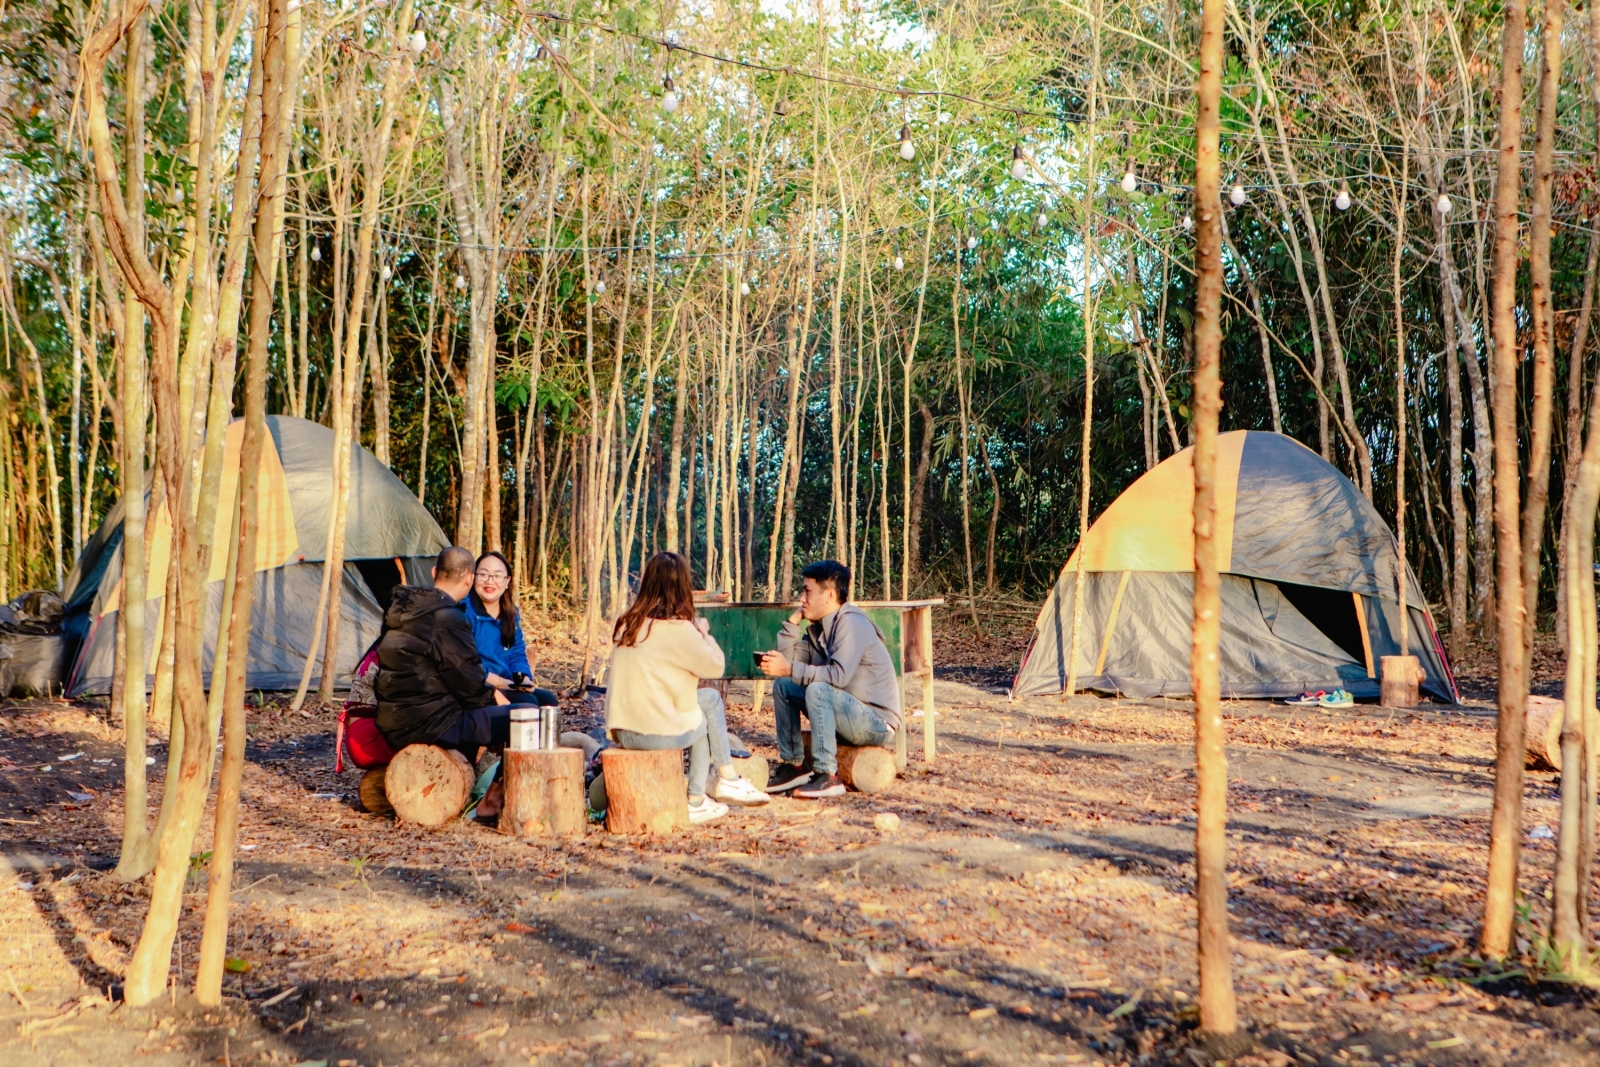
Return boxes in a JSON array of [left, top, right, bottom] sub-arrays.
[[771, 678, 892, 776], [612, 688, 732, 800]]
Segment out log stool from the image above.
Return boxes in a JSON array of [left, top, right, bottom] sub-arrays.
[[1379, 655, 1421, 708], [800, 729, 897, 795], [600, 748, 688, 834], [358, 768, 394, 815], [500, 747, 585, 839], [385, 745, 473, 826], [730, 755, 769, 791]]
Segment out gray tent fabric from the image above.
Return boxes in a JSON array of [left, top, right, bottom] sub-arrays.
[[68, 563, 387, 694], [1013, 431, 1456, 703], [269, 416, 447, 562], [64, 416, 449, 695], [1229, 433, 1427, 605], [1017, 571, 1448, 701]]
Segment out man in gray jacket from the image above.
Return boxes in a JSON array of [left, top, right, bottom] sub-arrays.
[[757, 560, 901, 798]]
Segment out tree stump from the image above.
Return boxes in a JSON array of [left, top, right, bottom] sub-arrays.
[[1379, 655, 1420, 708], [730, 755, 769, 791], [600, 748, 688, 834], [358, 768, 393, 815], [837, 745, 897, 794], [801, 730, 896, 794], [385, 745, 473, 827], [500, 748, 585, 839]]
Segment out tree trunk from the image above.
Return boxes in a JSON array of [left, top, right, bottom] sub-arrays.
[[1481, 0, 1530, 964], [1192, 0, 1238, 1033], [1521, 0, 1562, 680], [387, 745, 474, 827]]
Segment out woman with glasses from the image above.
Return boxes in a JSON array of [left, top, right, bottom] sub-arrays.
[[466, 551, 558, 707]]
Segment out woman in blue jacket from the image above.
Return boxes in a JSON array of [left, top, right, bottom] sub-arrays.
[[466, 551, 558, 707]]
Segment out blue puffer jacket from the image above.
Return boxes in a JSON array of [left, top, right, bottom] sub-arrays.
[[463, 596, 531, 679]]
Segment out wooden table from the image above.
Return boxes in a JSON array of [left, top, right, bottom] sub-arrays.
[[698, 599, 944, 768]]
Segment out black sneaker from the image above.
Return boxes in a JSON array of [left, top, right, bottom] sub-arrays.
[[794, 772, 846, 799], [766, 763, 813, 793]]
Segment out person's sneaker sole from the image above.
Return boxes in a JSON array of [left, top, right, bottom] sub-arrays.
[[795, 781, 846, 799], [766, 769, 813, 793]]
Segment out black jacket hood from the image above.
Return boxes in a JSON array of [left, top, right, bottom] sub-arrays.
[[386, 584, 459, 629]]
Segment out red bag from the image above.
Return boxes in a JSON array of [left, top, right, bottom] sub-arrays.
[[335, 645, 389, 773], [342, 713, 397, 770]]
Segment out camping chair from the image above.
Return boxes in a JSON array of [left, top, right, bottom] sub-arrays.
[[334, 646, 396, 774]]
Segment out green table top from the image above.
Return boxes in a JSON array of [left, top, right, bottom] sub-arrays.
[[697, 601, 936, 679]]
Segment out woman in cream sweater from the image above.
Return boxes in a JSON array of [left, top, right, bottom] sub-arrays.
[[605, 552, 770, 823]]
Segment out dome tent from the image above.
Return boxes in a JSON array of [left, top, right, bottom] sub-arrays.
[[64, 415, 450, 695], [1014, 430, 1457, 703]]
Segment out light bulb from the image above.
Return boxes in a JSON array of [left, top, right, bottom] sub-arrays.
[[1229, 185, 1247, 206], [966, 235, 979, 250], [1036, 212, 1049, 229], [740, 282, 750, 296], [1182, 214, 1193, 232], [310, 245, 321, 261], [381, 264, 393, 280], [1335, 186, 1352, 211], [1435, 193, 1452, 215], [661, 75, 678, 114], [893, 255, 904, 271], [407, 29, 426, 54], [455, 274, 467, 291], [1010, 145, 1028, 181], [1121, 171, 1137, 194], [899, 125, 915, 161], [169, 185, 184, 205], [595, 278, 606, 294]]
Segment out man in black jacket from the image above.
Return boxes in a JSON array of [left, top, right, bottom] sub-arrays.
[[375, 545, 521, 757]]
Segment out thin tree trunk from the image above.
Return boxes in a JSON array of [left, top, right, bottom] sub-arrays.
[[1556, 233, 1598, 644], [1481, 0, 1530, 963], [1521, 0, 1562, 679], [1193, 0, 1238, 1032]]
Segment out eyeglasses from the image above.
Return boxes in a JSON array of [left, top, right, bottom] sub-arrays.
[[476, 571, 509, 583]]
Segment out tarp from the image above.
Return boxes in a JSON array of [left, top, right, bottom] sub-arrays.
[[64, 415, 449, 695], [1016, 431, 1457, 703]]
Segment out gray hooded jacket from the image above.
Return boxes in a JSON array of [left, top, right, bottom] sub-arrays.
[[775, 603, 903, 729]]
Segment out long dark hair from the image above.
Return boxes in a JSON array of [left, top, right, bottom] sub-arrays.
[[613, 552, 696, 648], [469, 550, 518, 649]]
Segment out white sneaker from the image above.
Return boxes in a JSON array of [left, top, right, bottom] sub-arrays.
[[711, 774, 771, 807], [687, 797, 730, 825]]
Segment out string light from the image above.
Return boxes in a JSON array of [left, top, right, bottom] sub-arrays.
[[966, 234, 979, 250], [1010, 144, 1028, 181], [1120, 169, 1137, 194], [1182, 214, 1193, 231], [595, 275, 607, 293], [899, 124, 915, 161], [1435, 192, 1452, 215], [1335, 182, 1352, 211], [381, 264, 393, 280], [893, 255, 905, 270], [661, 74, 679, 113], [168, 185, 184, 206], [1036, 210, 1049, 229], [310, 244, 322, 261], [740, 281, 751, 295], [1229, 184, 1247, 206], [455, 274, 468, 290], [407, 15, 426, 54]]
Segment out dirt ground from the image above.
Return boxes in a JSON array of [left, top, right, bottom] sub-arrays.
[[2, 609, 1597, 1066]]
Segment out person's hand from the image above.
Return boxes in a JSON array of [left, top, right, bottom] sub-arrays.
[[493, 689, 510, 706], [787, 608, 803, 625], [693, 617, 711, 636], [486, 673, 512, 689], [759, 651, 792, 678]]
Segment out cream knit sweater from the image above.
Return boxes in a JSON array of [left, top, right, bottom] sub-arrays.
[[604, 618, 726, 739]]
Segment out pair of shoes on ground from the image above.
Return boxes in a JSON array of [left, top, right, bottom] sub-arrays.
[[1286, 689, 1354, 708], [688, 773, 773, 824], [766, 763, 846, 799]]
